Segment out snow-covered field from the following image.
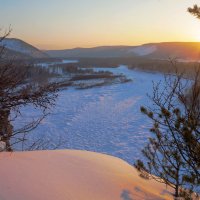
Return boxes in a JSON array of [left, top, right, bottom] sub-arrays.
[[15, 65, 164, 164]]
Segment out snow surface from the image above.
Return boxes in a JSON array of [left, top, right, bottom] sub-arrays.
[[0, 150, 173, 200], [0, 39, 44, 57], [14, 65, 165, 164], [0, 141, 6, 151], [36, 59, 79, 67], [129, 45, 157, 56]]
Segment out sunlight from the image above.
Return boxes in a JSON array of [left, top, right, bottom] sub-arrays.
[[1, 1, 200, 199], [192, 30, 200, 42]]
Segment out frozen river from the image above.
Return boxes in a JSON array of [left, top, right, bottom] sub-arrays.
[[16, 65, 164, 164]]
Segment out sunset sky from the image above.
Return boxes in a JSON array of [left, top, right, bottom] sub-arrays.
[[1, 0, 200, 49]]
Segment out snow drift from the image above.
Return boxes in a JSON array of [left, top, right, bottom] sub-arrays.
[[0, 150, 173, 200]]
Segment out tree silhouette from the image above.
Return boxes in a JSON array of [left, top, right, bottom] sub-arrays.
[[0, 29, 59, 151], [135, 64, 200, 199]]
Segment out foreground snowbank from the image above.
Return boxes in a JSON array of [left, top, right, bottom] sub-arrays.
[[0, 150, 173, 200]]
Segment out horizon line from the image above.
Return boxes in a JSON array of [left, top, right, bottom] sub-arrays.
[[5, 37, 200, 51]]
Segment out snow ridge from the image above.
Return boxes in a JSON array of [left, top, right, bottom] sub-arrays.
[[128, 45, 157, 56]]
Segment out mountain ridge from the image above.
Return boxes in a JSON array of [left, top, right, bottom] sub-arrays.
[[46, 42, 200, 60], [2, 37, 200, 61]]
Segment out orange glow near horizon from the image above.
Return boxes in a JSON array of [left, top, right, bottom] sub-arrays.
[[2, 0, 200, 50]]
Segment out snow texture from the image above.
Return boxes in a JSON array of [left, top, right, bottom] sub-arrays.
[[0, 38, 46, 57], [0, 141, 6, 151], [14, 65, 164, 164], [129, 45, 157, 56], [0, 150, 173, 200]]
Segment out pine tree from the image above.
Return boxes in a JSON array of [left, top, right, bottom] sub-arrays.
[[135, 68, 200, 199]]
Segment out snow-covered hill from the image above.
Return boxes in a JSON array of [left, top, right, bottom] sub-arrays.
[[46, 45, 157, 58], [0, 150, 173, 200], [128, 45, 157, 56], [2, 38, 200, 60], [0, 38, 48, 59], [46, 42, 200, 60]]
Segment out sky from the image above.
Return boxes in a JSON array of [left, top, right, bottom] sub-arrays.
[[0, 0, 200, 50]]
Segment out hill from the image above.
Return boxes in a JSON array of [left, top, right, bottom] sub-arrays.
[[0, 38, 48, 59], [46, 42, 200, 60], [2, 38, 200, 61]]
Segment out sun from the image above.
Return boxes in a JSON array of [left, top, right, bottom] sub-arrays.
[[191, 30, 200, 42], [187, 22, 200, 42]]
